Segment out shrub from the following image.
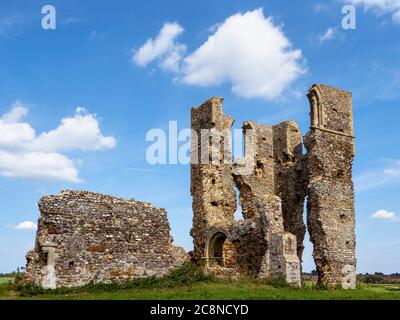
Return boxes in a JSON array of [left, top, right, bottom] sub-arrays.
[[362, 275, 384, 284]]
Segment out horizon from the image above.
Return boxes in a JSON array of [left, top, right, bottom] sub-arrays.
[[1, 0, 400, 274]]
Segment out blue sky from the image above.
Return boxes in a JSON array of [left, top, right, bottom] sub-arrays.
[[0, 0, 400, 273]]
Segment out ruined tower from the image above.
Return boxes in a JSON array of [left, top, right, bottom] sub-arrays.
[[190, 97, 302, 285], [304, 84, 356, 289], [190, 84, 356, 289], [190, 97, 237, 262]]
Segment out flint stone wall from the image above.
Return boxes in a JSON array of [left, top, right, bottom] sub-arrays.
[[190, 84, 356, 289], [190, 98, 302, 286], [25, 191, 188, 288]]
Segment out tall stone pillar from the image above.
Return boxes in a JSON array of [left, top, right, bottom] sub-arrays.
[[190, 98, 237, 260], [304, 84, 356, 289]]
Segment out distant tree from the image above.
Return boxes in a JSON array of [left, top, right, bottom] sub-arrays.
[[363, 274, 384, 284], [311, 270, 318, 275]]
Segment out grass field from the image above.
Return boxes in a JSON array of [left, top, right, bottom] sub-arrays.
[[1, 278, 400, 300], [0, 278, 13, 285]]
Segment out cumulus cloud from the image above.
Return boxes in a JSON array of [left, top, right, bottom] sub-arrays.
[[371, 210, 400, 222], [0, 102, 116, 183], [13, 221, 37, 230], [346, 0, 400, 23], [318, 27, 337, 43], [132, 8, 306, 101], [132, 22, 186, 72], [33, 107, 116, 152]]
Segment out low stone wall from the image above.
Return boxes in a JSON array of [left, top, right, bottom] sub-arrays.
[[25, 190, 188, 288]]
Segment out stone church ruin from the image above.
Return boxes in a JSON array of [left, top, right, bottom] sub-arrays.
[[190, 84, 356, 289], [25, 191, 188, 288], [25, 84, 356, 289]]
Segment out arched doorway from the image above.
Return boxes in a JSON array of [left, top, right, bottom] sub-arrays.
[[207, 231, 235, 268]]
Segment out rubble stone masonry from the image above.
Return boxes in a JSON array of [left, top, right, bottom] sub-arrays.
[[25, 191, 188, 288], [304, 84, 356, 288], [190, 84, 356, 288], [24, 84, 356, 290]]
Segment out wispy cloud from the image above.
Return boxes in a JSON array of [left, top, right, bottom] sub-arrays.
[[63, 17, 85, 25], [350, 63, 400, 103], [318, 27, 337, 44], [344, 0, 400, 24], [313, 3, 329, 13], [123, 167, 185, 174], [0, 14, 24, 39], [355, 160, 400, 192]]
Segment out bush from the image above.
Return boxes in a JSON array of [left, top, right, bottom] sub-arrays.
[[362, 275, 384, 284]]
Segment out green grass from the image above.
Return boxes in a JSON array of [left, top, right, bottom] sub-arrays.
[[1, 280, 400, 300], [0, 277, 14, 285], [1, 264, 400, 300]]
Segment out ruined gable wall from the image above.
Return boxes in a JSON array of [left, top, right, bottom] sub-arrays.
[[272, 121, 307, 262], [233, 122, 276, 276], [190, 98, 302, 285], [304, 84, 356, 289], [234, 121, 302, 283], [25, 191, 187, 288]]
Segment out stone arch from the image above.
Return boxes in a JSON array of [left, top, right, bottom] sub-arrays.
[[205, 230, 235, 268], [307, 85, 325, 128]]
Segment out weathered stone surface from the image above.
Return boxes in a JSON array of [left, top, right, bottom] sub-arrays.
[[190, 84, 356, 289], [304, 84, 356, 289], [23, 84, 356, 290], [25, 191, 188, 288], [190, 98, 302, 286]]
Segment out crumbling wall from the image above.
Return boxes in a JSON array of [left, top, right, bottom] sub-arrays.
[[190, 97, 237, 261], [272, 121, 306, 262], [234, 121, 301, 284], [304, 84, 356, 289], [190, 98, 302, 286], [25, 191, 188, 288]]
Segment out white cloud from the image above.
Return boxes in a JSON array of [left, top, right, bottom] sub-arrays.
[[0, 102, 116, 183], [33, 107, 116, 152], [1, 101, 28, 123], [318, 27, 336, 43], [181, 8, 305, 100], [132, 22, 186, 72], [355, 160, 400, 192], [13, 221, 37, 230], [371, 210, 400, 221], [0, 150, 81, 182], [132, 8, 306, 101], [345, 0, 400, 23]]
